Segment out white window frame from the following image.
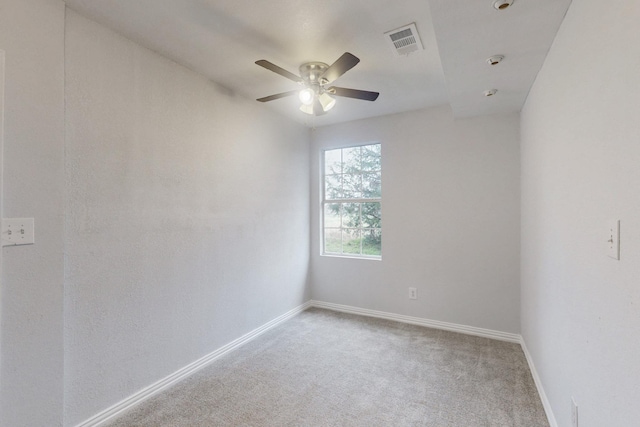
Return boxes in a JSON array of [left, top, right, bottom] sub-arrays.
[[321, 143, 382, 260]]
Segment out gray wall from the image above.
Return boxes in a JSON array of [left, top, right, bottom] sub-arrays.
[[0, 0, 66, 425], [11, 0, 640, 425], [310, 106, 521, 333], [0, 2, 311, 425], [520, 0, 640, 425], [63, 11, 311, 425]]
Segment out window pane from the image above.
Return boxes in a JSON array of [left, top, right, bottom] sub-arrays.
[[341, 203, 361, 228], [342, 173, 362, 198], [321, 143, 381, 259], [324, 204, 341, 227], [361, 144, 381, 172], [362, 229, 382, 256], [362, 172, 381, 198], [342, 229, 361, 255], [343, 146, 361, 173], [324, 149, 342, 175], [325, 174, 342, 199], [362, 202, 381, 228], [324, 229, 341, 254]]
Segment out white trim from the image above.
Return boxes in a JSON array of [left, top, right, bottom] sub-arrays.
[[520, 338, 558, 427], [320, 253, 381, 261], [310, 300, 521, 343], [0, 50, 5, 388], [76, 300, 556, 427], [75, 301, 313, 427]]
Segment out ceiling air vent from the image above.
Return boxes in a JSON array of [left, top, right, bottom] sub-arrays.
[[384, 23, 424, 56]]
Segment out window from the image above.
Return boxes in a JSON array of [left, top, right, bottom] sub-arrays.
[[322, 143, 381, 258]]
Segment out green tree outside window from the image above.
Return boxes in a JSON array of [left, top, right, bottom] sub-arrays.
[[323, 144, 381, 257]]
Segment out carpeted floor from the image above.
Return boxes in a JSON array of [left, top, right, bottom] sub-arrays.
[[105, 308, 549, 426]]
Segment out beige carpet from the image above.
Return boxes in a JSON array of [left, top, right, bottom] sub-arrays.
[[105, 308, 549, 426]]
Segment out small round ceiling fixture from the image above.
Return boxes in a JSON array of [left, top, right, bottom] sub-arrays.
[[493, 0, 514, 10], [484, 89, 498, 97], [486, 55, 504, 65]]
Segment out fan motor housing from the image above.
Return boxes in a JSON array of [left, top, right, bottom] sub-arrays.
[[299, 62, 329, 85]]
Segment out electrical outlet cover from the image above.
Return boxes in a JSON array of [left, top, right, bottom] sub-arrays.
[[607, 220, 620, 260], [2, 218, 35, 246], [571, 397, 579, 427]]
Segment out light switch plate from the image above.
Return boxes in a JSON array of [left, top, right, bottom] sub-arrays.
[[2, 218, 35, 246], [607, 220, 620, 260]]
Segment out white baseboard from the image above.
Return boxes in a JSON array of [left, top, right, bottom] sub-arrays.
[[75, 300, 313, 427], [520, 338, 558, 427], [77, 299, 555, 427], [310, 300, 521, 343]]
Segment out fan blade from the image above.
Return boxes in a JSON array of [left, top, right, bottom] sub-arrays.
[[255, 60, 303, 84], [328, 86, 379, 101], [257, 90, 299, 102], [319, 53, 360, 84]]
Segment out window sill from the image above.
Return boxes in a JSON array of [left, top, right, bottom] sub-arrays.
[[320, 253, 382, 261]]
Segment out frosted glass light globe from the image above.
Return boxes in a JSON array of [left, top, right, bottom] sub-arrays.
[[299, 88, 314, 105]]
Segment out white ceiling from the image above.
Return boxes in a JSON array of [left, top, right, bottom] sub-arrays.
[[63, 0, 572, 127], [430, 0, 572, 118]]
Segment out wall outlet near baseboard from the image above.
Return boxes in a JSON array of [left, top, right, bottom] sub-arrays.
[[571, 397, 579, 427], [408, 287, 417, 299]]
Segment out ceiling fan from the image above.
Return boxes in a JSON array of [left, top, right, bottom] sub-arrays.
[[255, 52, 379, 116]]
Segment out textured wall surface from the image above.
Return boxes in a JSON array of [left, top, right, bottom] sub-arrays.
[[310, 106, 521, 334], [520, 0, 640, 425], [64, 11, 310, 426], [0, 0, 66, 426]]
